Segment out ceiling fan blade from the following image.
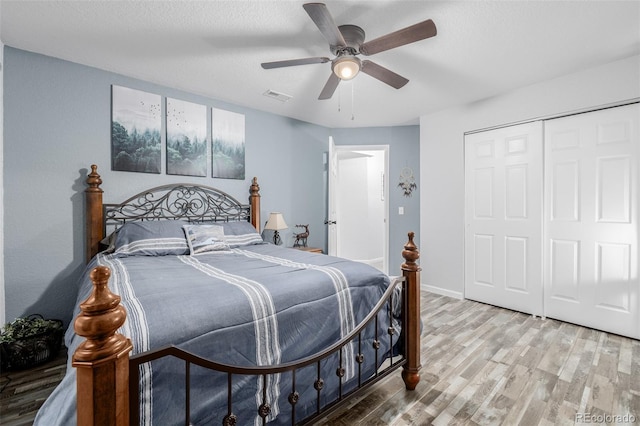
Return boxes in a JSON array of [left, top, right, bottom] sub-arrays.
[[303, 3, 347, 48], [360, 19, 436, 56], [318, 73, 341, 100], [361, 60, 409, 89], [261, 57, 330, 69]]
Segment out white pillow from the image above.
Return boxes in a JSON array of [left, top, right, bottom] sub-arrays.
[[182, 224, 230, 255]]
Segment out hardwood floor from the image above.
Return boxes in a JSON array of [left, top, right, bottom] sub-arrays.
[[321, 292, 640, 425], [1, 292, 638, 425], [0, 350, 67, 426]]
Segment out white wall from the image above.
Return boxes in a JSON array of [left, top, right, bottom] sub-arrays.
[[337, 151, 384, 262], [420, 54, 640, 298], [1, 25, 5, 325], [337, 156, 367, 258], [365, 151, 384, 261]]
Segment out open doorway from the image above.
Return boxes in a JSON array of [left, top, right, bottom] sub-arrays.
[[328, 140, 389, 273]]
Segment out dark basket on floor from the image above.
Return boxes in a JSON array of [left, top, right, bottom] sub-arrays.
[[0, 315, 63, 371]]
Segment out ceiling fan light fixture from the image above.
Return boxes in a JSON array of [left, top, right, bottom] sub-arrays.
[[332, 55, 361, 80]]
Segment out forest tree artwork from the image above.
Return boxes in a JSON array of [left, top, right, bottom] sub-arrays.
[[166, 98, 207, 177], [111, 85, 161, 173], [212, 108, 245, 180]]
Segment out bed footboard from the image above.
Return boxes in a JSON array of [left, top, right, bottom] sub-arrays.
[[72, 235, 421, 425], [72, 266, 133, 425], [401, 231, 421, 391]]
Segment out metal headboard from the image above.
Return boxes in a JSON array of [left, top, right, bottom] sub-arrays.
[[103, 184, 251, 236]]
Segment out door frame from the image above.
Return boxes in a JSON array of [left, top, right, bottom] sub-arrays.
[[328, 141, 390, 273]]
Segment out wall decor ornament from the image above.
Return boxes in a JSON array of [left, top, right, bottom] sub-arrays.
[[111, 85, 161, 173], [398, 166, 417, 197], [166, 98, 207, 177], [212, 108, 245, 180]]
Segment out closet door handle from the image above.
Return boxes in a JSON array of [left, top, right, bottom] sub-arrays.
[[324, 220, 337, 225]]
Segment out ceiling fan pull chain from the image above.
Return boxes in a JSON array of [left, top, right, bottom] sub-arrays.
[[351, 81, 355, 121], [338, 84, 342, 112]]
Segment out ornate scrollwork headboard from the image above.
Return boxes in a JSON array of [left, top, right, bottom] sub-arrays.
[[104, 184, 251, 233], [85, 164, 261, 262]]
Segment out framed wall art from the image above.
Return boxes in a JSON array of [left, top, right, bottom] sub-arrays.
[[166, 98, 207, 177], [212, 108, 245, 180], [111, 85, 161, 173]]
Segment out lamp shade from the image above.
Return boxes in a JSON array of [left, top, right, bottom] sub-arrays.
[[332, 56, 361, 80], [264, 212, 288, 231]]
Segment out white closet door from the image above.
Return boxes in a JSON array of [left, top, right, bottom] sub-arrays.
[[464, 121, 544, 315], [544, 104, 639, 339]]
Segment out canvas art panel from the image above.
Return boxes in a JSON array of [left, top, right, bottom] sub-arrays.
[[166, 98, 207, 177], [111, 85, 162, 173], [212, 108, 245, 180]]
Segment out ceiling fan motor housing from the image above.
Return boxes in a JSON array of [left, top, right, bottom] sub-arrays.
[[331, 24, 366, 55]]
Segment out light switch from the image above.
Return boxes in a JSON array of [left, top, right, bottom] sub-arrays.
[[398, 206, 404, 215]]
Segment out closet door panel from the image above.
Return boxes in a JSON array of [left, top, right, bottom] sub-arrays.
[[544, 103, 639, 339], [464, 121, 544, 315]]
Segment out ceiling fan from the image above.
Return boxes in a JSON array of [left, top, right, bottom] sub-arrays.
[[261, 2, 437, 100]]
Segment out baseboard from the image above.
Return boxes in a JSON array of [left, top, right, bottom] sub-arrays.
[[421, 283, 463, 300]]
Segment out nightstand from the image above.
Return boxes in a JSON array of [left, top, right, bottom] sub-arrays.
[[294, 247, 323, 254]]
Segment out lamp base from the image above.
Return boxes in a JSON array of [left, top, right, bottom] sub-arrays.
[[273, 230, 282, 245]]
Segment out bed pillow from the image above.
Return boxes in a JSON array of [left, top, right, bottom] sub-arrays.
[[218, 221, 264, 247], [113, 220, 189, 256], [183, 224, 230, 255]]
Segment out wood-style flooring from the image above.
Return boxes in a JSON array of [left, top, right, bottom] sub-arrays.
[[0, 350, 67, 425], [321, 292, 640, 425], [1, 291, 639, 425]]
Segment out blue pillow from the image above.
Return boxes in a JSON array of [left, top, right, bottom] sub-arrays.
[[113, 220, 189, 256], [183, 224, 230, 255], [219, 222, 264, 247]]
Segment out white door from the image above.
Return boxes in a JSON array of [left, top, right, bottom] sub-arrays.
[[464, 121, 544, 316], [327, 140, 389, 273], [327, 137, 338, 256], [544, 104, 639, 338]]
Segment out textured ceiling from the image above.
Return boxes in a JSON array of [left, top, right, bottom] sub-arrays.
[[1, 0, 639, 128]]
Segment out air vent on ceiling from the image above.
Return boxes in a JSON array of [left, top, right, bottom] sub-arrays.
[[263, 89, 293, 103]]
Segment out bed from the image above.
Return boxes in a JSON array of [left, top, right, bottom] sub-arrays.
[[34, 165, 421, 425]]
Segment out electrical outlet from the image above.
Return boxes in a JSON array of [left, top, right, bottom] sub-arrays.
[[398, 206, 404, 215]]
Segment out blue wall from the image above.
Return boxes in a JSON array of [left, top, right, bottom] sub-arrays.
[[3, 46, 419, 326]]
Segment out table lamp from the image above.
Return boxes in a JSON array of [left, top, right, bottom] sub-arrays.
[[264, 212, 288, 245]]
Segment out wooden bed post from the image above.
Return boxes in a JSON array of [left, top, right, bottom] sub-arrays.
[[250, 176, 261, 232], [85, 164, 104, 263], [401, 232, 422, 390], [73, 266, 133, 426]]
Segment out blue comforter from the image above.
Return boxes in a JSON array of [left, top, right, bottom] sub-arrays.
[[35, 244, 399, 425]]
